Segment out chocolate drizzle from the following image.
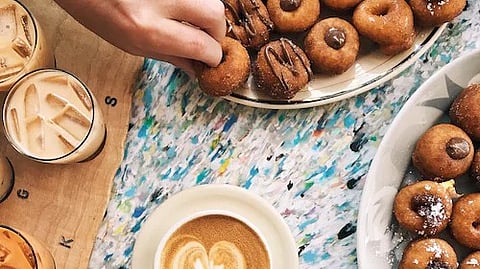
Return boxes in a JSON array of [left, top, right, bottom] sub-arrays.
[[325, 28, 346, 50], [223, 0, 273, 42], [264, 38, 312, 92], [280, 0, 301, 11]]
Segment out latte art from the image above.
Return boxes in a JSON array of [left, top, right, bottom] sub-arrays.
[[159, 215, 270, 269], [171, 237, 245, 269]]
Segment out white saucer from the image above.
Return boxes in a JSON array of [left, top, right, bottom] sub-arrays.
[[131, 184, 299, 269]]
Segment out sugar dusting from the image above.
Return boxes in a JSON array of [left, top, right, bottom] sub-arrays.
[[426, 0, 451, 15]]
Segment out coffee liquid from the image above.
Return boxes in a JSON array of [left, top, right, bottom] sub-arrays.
[[160, 214, 271, 269]]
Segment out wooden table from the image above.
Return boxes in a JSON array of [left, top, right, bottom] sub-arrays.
[[0, 1, 143, 268]]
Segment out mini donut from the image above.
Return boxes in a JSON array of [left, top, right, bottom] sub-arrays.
[[304, 17, 359, 74], [399, 238, 458, 269], [409, 0, 466, 27], [449, 84, 480, 141], [471, 150, 480, 186], [322, 0, 362, 10], [267, 0, 320, 33], [393, 180, 455, 236], [460, 251, 480, 269], [451, 193, 480, 249], [254, 38, 312, 99], [195, 37, 250, 97], [412, 123, 474, 180], [352, 0, 415, 55], [223, 0, 274, 49]]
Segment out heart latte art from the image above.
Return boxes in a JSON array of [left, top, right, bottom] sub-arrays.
[[169, 236, 245, 269], [159, 215, 270, 269]]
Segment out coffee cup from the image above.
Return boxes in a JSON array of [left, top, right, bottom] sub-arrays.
[[153, 210, 272, 269], [0, 224, 56, 268], [0, 0, 55, 91], [2, 68, 106, 164], [0, 156, 14, 203]]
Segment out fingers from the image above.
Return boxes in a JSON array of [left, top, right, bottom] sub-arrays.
[[151, 54, 196, 77], [144, 19, 223, 67], [164, 0, 226, 42]]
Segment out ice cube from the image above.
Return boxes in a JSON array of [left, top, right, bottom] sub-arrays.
[[24, 83, 39, 121], [20, 15, 32, 46], [68, 78, 92, 111], [46, 93, 68, 108], [51, 105, 91, 140], [9, 108, 21, 142], [26, 115, 45, 151], [11, 37, 31, 58], [0, 5, 17, 47]]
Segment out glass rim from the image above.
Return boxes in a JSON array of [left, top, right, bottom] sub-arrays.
[[0, 224, 39, 269], [2, 68, 99, 162], [0, 0, 40, 84]]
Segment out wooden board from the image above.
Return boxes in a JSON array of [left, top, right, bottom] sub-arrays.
[[0, 1, 143, 268]]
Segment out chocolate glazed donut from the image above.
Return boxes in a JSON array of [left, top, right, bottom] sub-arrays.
[[353, 0, 415, 55], [267, 0, 320, 33], [195, 37, 251, 97], [222, 0, 274, 49], [254, 38, 312, 99]]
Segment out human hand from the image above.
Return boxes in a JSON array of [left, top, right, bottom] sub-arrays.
[[54, 0, 226, 74]]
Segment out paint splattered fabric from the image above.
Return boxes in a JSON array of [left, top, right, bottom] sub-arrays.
[[89, 3, 480, 268]]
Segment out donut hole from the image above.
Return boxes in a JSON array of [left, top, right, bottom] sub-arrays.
[[371, 5, 391, 17], [473, 220, 480, 230]]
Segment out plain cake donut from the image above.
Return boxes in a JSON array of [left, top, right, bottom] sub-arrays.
[[304, 17, 359, 74], [267, 0, 321, 33], [451, 193, 480, 250], [352, 0, 415, 55], [460, 251, 480, 269], [449, 84, 480, 141], [195, 37, 250, 97], [399, 238, 458, 269], [393, 180, 455, 236]]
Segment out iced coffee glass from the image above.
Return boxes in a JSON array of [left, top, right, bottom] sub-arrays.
[[0, 156, 13, 203], [0, 225, 56, 268], [2, 68, 106, 164], [0, 0, 54, 91]]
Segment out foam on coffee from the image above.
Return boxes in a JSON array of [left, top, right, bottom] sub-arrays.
[[160, 214, 270, 269], [3, 69, 105, 162]]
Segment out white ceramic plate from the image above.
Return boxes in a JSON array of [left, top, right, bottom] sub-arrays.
[[131, 184, 299, 269], [357, 48, 480, 268], [224, 25, 446, 109]]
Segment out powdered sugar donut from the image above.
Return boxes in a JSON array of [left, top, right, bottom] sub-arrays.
[[393, 180, 456, 236], [399, 238, 458, 269]]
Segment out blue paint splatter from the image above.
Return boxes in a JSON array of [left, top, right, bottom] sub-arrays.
[[132, 206, 146, 218], [223, 115, 238, 132]]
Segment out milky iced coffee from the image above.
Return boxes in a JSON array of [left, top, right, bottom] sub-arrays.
[[3, 69, 106, 164], [0, 225, 55, 268], [0, 0, 54, 91]]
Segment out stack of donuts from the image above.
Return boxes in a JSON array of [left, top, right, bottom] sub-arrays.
[[195, 0, 466, 100], [393, 83, 480, 269]]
